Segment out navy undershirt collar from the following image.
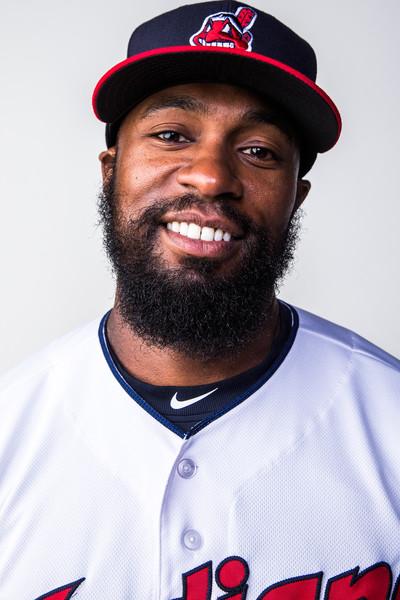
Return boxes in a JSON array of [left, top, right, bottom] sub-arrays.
[[99, 301, 299, 438]]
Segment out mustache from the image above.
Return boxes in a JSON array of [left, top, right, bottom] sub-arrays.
[[131, 194, 254, 235]]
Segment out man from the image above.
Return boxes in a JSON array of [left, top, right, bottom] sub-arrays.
[[1, 2, 399, 599]]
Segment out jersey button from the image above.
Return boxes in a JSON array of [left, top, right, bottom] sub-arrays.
[[177, 458, 197, 479], [182, 529, 202, 551]]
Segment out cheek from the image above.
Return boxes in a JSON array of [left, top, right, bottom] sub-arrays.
[[115, 150, 175, 216], [245, 176, 299, 232]]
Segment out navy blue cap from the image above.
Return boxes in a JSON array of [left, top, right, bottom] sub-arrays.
[[92, 1, 341, 174]]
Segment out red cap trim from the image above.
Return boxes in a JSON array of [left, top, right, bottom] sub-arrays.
[[92, 45, 342, 142]]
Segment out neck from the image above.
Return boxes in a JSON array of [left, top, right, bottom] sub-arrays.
[[106, 297, 281, 386]]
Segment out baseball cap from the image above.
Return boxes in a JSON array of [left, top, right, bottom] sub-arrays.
[[92, 1, 341, 175]]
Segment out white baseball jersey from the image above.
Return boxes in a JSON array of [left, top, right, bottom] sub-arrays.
[[1, 305, 400, 600]]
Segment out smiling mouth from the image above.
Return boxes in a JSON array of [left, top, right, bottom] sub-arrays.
[[197, 38, 235, 48], [166, 221, 233, 242]]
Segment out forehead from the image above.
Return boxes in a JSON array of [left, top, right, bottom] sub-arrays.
[[137, 82, 271, 114], [120, 82, 295, 136]]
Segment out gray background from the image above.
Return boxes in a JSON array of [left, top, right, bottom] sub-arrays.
[[1, 0, 399, 373]]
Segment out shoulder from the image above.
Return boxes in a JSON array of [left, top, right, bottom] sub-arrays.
[[290, 304, 400, 432], [290, 305, 400, 480], [294, 304, 400, 373], [0, 314, 108, 471], [0, 314, 106, 399]]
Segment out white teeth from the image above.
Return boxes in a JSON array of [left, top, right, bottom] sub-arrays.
[[187, 223, 201, 240], [201, 40, 233, 48], [200, 226, 215, 241], [166, 221, 233, 242], [214, 228, 223, 241], [179, 222, 188, 235]]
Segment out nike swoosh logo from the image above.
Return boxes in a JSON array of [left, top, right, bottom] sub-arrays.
[[170, 388, 218, 410]]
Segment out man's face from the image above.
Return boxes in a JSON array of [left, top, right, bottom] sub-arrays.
[[99, 82, 310, 359]]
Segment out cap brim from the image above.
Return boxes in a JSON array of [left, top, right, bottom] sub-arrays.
[[93, 46, 341, 153]]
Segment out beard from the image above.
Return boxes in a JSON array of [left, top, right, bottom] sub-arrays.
[[98, 165, 302, 361]]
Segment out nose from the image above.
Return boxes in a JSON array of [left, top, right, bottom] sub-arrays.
[[176, 145, 243, 200]]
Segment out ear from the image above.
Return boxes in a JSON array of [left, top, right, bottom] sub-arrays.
[[294, 178, 311, 212], [98, 147, 117, 183]]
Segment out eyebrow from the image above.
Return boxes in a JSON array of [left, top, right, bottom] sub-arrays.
[[138, 96, 295, 140], [139, 96, 211, 120], [242, 109, 295, 140]]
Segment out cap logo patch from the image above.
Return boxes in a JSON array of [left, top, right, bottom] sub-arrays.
[[190, 6, 257, 52]]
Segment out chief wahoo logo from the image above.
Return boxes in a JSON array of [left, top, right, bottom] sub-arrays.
[[190, 6, 257, 52]]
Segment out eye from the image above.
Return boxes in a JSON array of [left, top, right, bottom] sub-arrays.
[[241, 146, 277, 161], [154, 130, 189, 143]]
